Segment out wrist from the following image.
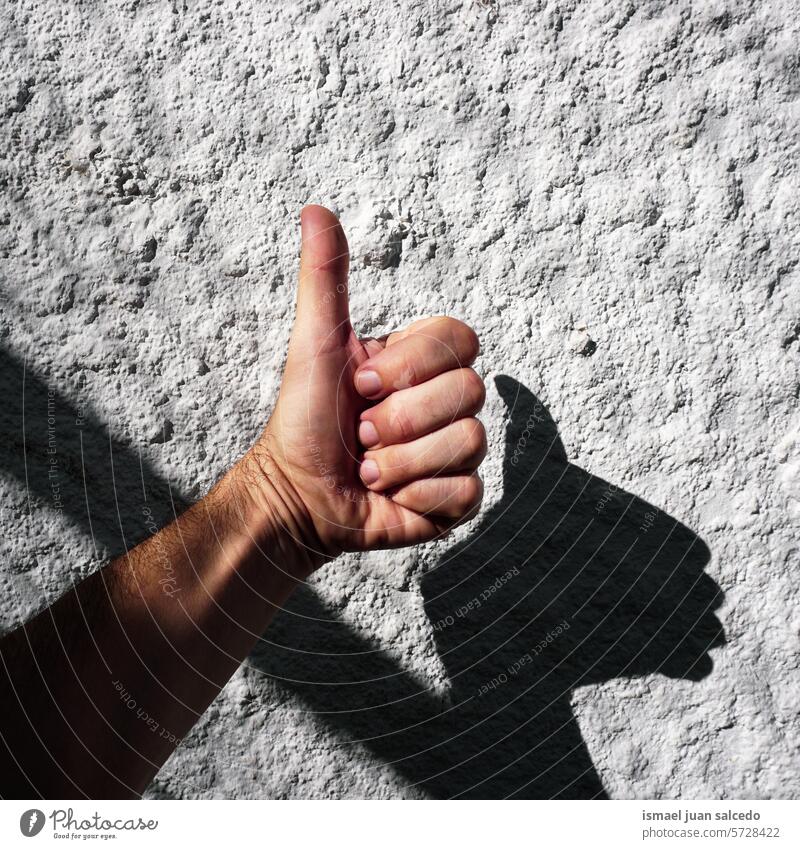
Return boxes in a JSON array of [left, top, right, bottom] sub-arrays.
[[225, 444, 328, 586]]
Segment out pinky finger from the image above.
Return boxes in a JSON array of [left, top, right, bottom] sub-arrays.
[[389, 474, 484, 522]]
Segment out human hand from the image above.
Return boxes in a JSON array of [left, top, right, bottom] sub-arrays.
[[240, 206, 486, 571]]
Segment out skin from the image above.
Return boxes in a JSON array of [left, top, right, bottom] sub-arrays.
[[0, 205, 487, 798]]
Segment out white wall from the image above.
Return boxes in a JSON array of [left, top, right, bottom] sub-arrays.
[[0, 0, 797, 798]]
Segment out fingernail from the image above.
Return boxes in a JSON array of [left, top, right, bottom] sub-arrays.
[[359, 459, 380, 485], [356, 369, 382, 397], [358, 419, 380, 448]]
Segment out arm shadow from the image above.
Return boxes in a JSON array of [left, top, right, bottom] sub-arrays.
[[0, 346, 188, 571]]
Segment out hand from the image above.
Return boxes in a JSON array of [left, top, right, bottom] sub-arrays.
[[241, 205, 486, 569]]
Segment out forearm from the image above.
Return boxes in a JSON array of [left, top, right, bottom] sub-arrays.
[[0, 452, 317, 799]]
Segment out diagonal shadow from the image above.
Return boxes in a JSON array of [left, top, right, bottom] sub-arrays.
[[0, 346, 187, 569], [1, 348, 724, 797]]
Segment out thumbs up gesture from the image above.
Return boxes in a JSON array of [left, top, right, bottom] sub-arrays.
[[242, 206, 486, 569]]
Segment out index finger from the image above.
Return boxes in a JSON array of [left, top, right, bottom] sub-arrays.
[[354, 316, 480, 400]]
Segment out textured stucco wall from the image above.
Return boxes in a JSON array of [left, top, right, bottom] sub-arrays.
[[1, 0, 798, 798]]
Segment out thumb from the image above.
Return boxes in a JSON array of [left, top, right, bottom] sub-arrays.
[[291, 205, 351, 354]]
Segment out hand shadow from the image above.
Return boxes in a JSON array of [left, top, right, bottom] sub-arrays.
[[417, 376, 725, 797], [253, 376, 725, 799]]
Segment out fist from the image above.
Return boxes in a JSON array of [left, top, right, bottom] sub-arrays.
[[245, 206, 486, 566]]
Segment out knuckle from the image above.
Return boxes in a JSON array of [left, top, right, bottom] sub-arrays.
[[393, 354, 419, 390], [460, 475, 483, 512], [462, 368, 486, 412], [451, 320, 480, 364], [378, 445, 403, 482], [462, 501, 482, 524], [460, 418, 487, 464], [436, 317, 479, 365], [387, 399, 416, 443]]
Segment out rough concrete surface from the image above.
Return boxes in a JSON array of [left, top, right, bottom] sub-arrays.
[[1, 0, 798, 798]]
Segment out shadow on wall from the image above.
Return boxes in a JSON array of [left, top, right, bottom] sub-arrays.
[[0, 346, 187, 574], [254, 376, 725, 798], [0, 347, 725, 797]]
